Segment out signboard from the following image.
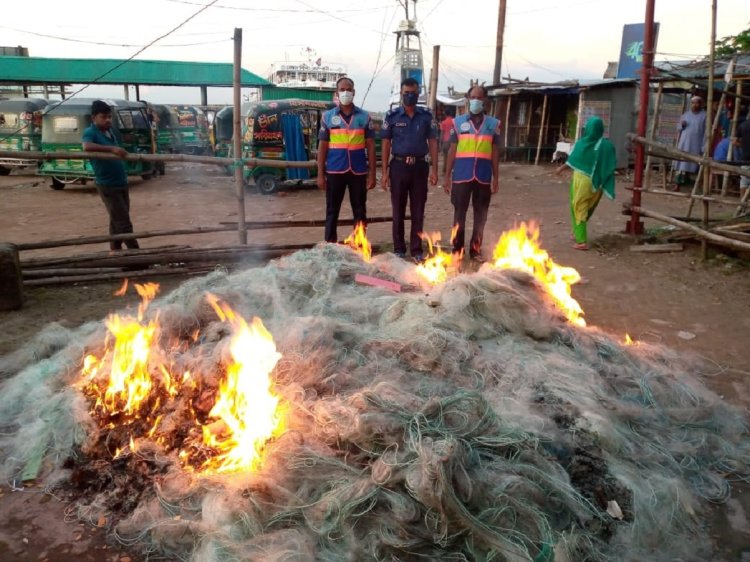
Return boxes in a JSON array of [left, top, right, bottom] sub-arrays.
[[656, 102, 683, 146], [616, 23, 660, 79]]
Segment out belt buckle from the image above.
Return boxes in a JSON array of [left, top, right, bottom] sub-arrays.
[[405, 156, 415, 165]]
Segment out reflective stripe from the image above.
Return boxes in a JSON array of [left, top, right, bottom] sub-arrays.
[[456, 151, 492, 160]]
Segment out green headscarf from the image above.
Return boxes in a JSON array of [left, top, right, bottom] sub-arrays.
[[566, 116, 617, 199]]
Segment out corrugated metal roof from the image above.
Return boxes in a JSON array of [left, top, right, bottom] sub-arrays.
[[655, 54, 750, 80], [0, 56, 270, 87]]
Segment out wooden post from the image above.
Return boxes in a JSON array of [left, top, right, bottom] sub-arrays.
[[534, 94, 548, 166], [233, 28, 247, 245], [123, 84, 129, 100], [504, 95, 512, 161], [428, 45, 440, 114], [492, 0, 507, 85], [575, 90, 585, 142], [200, 85, 208, 107], [0, 243, 23, 310], [135, 84, 141, 101], [644, 82, 663, 191]]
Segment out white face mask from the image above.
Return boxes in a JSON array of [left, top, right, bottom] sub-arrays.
[[338, 91, 354, 106]]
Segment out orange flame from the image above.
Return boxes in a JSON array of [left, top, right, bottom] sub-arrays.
[[624, 333, 634, 345], [199, 294, 284, 473], [490, 222, 585, 326], [114, 279, 129, 297], [344, 221, 372, 262], [415, 231, 460, 285]]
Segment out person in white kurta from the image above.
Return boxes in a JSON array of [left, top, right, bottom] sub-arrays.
[[672, 96, 706, 190]]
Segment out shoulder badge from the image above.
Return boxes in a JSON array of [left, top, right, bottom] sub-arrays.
[[460, 122, 471, 132], [331, 115, 342, 126]]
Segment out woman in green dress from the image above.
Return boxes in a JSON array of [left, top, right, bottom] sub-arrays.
[[556, 116, 617, 250]]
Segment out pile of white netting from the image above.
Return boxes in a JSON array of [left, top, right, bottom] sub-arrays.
[[0, 244, 748, 562]]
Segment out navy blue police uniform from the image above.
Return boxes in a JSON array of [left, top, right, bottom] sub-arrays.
[[381, 106, 437, 258]]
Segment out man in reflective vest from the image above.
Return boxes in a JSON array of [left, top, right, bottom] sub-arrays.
[[443, 85, 501, 262], [317, 77, 376, 243]]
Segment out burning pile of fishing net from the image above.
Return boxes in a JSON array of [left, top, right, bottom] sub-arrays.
[[0, 237, 748, 562]]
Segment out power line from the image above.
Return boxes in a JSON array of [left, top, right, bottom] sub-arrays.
[[163, 0, 393, 12], [362, 5, 399, 106], [0, 0, 221, 143], [0, 25, 230, 48]]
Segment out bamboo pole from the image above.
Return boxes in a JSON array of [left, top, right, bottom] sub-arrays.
[[723, 78, 742, 195], [534, 94, 548, 166], [0, 150, 317, 170], [701, 0, 718, 260], [233, 28, 246, 245], [13, 216, 399, 252], [628, 134, 750, 177], [628, 205, 750, 253], [503, 96, 512, 161], [625, 185, 744, 206], [644, 83, 663, 191], [23, 267, 124, 278], [22, 267, 198, 287]]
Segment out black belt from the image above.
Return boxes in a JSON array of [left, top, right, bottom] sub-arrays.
[[392, 155, 426, 165]]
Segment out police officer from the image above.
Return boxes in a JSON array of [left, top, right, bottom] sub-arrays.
[[380, 77, 438, 261], [443, 85, 501, 262], [317, 77, 377, 243]]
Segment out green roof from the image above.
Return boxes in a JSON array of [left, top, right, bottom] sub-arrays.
[[0, 56, 270, 87]]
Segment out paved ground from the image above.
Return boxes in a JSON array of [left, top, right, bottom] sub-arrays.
[[1, 161, 749, 560]]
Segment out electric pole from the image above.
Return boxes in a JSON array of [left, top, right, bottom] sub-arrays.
[[492, 0, 507, 85]]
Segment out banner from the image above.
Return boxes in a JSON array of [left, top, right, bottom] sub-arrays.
[[616, 23, 660, 79]]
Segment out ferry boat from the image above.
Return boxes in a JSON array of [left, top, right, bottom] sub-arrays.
[[267, 49, 347, 91]]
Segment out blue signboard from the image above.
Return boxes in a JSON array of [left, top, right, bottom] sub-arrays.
[[616, 23, 660, 79]]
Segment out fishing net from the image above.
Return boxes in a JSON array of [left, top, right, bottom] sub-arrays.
[[0, 243, 747, 562]]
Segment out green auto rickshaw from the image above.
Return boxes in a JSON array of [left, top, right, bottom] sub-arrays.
[[212, 105, 234, 175], [242, 99, 334, 194], [0, 98, 48, 175], [38, 98, 156, 190], [147, 103, 183, 175], [172, 105, 212, 156]]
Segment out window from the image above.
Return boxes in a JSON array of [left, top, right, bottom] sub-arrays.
[[53, 116, 79, 133], [0, 113, 19, 131]]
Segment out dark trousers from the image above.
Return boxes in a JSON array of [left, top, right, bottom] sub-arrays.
[[96, 185, 139, 251], [390, 160, 428, 256], [324, 172, 367, 242], [450, 180, 492, 257]]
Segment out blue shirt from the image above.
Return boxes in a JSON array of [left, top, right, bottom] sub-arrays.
[[380, 106, 437, 157], [713, 137, 741, 162], [82, 124, 128, 188]]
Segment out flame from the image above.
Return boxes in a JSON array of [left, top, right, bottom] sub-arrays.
[[344, 221, 372, 262], [80, 283, 284, 474], [199, 295, 284, 473], [624, 333, 635, 346], [415, 231, 460, 285], [114, 279, 129, 297], [490, 222, 585, 326]]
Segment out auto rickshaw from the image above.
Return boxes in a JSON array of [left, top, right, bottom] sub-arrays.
[[147, 103, 183, 175], [38, 98, 156, 190], [0, 98, 48, 175], [211, 105, 237, 175], [241, 99, 334, 194], [172, 105, 212, 155]]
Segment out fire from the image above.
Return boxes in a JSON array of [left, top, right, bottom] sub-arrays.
[[624, 333, 635, 345], [197, 295, 284, 474], [415, 231, 460, 285], [79, 283, 284, 475], [344, 221, 371, 262], [490, 222, 585, 327]]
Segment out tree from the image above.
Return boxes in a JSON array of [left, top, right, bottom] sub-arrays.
[[714, 24, 750, 57]]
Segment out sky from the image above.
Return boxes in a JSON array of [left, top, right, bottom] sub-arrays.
[[2, 0, 748, 111]]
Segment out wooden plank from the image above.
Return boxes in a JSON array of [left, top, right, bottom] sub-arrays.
[[354, 273, 401, 293], [629, 243, 684, 253]]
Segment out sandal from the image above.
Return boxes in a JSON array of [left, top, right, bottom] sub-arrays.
[[573, 242, 589, 251]]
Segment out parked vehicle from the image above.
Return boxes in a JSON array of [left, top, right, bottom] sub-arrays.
[[147, 104, 183, 175], [241, 99, 334, 194], [38, 98, 155, 190], [172, 105, 212, 155], [0, 98, 48, 175], [213, 105, 234, 174]]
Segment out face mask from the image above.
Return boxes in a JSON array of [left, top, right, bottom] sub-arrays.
[[469, 99, 484, 115], [402, 92, 419, 107], [338, 91, 354, 106]]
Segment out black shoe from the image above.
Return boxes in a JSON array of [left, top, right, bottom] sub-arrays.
[[393, 251, 406, 259], [412, 254, 425, 264]]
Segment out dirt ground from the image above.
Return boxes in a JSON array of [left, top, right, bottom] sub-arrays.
[[1, 161, 749, 561]]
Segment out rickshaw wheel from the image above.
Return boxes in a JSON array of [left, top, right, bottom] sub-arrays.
[[0, 166, 11, 176], [50, 177, 70, 190], [255, 173, 280, 195]]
